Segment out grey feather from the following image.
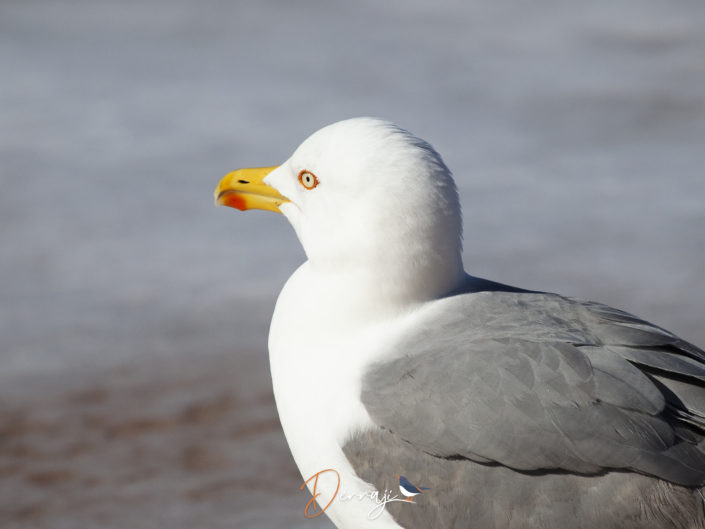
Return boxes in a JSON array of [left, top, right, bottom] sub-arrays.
[[347, 277, 705, 527], [610, 346, 705, 382], [343, 429, 705, 529]]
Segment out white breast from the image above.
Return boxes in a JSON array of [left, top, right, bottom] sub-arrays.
[[268, 262, 407, 529]]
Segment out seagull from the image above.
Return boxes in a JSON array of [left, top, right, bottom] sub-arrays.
[[396, 475, 430, 501], [215, 118, 705, 529]]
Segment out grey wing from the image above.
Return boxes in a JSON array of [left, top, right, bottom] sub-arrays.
[[359, 291, 705, 486]]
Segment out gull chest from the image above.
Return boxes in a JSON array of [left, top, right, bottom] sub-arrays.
[[266, 268, 406, 528]]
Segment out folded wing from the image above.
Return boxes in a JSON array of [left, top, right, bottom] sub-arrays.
[[360, 290, 705, 486]]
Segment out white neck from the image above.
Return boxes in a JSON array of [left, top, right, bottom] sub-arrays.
[[308, 247, 465, 314]]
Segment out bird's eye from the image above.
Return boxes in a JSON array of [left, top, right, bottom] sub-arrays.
[[298, 170, 319, 190]]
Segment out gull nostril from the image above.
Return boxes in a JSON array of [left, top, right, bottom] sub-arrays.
[[238, 179, 250, 184]]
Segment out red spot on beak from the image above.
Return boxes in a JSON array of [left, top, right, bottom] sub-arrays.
[[222, 193, 247, 211]]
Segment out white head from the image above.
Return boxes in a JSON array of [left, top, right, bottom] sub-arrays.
[[216, 117, 465, 306]]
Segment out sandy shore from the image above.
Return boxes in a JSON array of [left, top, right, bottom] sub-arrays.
[[0, 351, 333, 529]]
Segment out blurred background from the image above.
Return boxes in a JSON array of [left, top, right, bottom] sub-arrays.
[[1, 0, 704, 527]]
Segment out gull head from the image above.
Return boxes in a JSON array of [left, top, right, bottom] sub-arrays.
[[215, 117, 465, 304]]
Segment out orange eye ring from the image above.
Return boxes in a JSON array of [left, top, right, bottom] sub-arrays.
[[298, 170, 319, 190]]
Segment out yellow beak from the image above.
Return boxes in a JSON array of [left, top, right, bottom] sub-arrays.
[[214, 166, 288, 213]]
